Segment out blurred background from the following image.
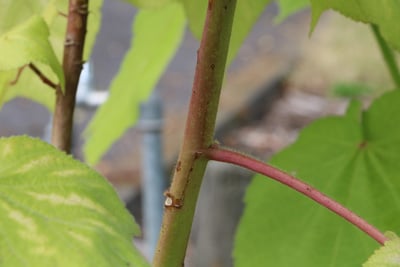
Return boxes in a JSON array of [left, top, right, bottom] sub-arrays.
[[0, 0, 394, 265]]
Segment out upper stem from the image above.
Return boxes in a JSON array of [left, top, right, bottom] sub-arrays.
[[371, 24, 400, 88], [51, 0, 89, 153], [203, 145, 387, 245], [153, 1, 237, 266]]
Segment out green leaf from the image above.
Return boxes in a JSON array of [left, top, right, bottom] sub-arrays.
[[234, 90, 400, 266], [364, 232, 400, 267], [0, 67, 56, 111], [83, 2, 185, 165], [0, 0, 61, 110], [0, 15, 64, 90], [0, 136, 149, 267], [182, 0, 272, 64], [275, 0, 309, 23], [0, 0, 48, 33], [123, 0, 172, 8], [0, 0, 102, 111], [310, 0, 400, 51]]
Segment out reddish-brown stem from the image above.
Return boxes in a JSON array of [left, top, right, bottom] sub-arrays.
[[203, 145, 387, 245], [51, 0, 88, 153], [29, 63, 58, 90], [9, 64, 58, 89]]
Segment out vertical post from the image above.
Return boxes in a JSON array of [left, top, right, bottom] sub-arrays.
[[138, 92, 166, 260]]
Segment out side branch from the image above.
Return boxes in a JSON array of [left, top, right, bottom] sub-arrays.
[[29, 63, 58, 89], [203, 145, 387, 245], [9, 64, 58, 90]]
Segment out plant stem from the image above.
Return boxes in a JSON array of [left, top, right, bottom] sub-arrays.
[[153, 1, 237, 266], [51, 0, 89, 153], [371, 24, 400, 88], [203, 144, 388, 245]]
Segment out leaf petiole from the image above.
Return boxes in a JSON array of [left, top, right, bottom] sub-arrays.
[[29, 63, 59, 90], [371, 24, 400, 88], [203, 144, 388, 245]]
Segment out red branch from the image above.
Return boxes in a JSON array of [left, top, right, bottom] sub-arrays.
[[203, 145, 387, 245], [9, 64, 59, 90]]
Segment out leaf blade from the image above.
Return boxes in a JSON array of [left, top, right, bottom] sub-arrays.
[[234, 90, 400, 266], [122, 0, 172, 8], [83, 2, 186, 164], [0, 15, 64, 90], [0, 136, 149, 267], [0, 0, 102, 111], [363, 232, 400, 267], [309, 0, 400, 51]]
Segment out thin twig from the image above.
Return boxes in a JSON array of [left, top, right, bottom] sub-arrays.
[[29, 63, 58, 90], [9, 65, 27, 85], [203, 144, 387, 245], [9, 64, 59, 90]]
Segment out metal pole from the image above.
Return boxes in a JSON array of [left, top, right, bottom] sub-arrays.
[[138, 92, 165, 260]]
